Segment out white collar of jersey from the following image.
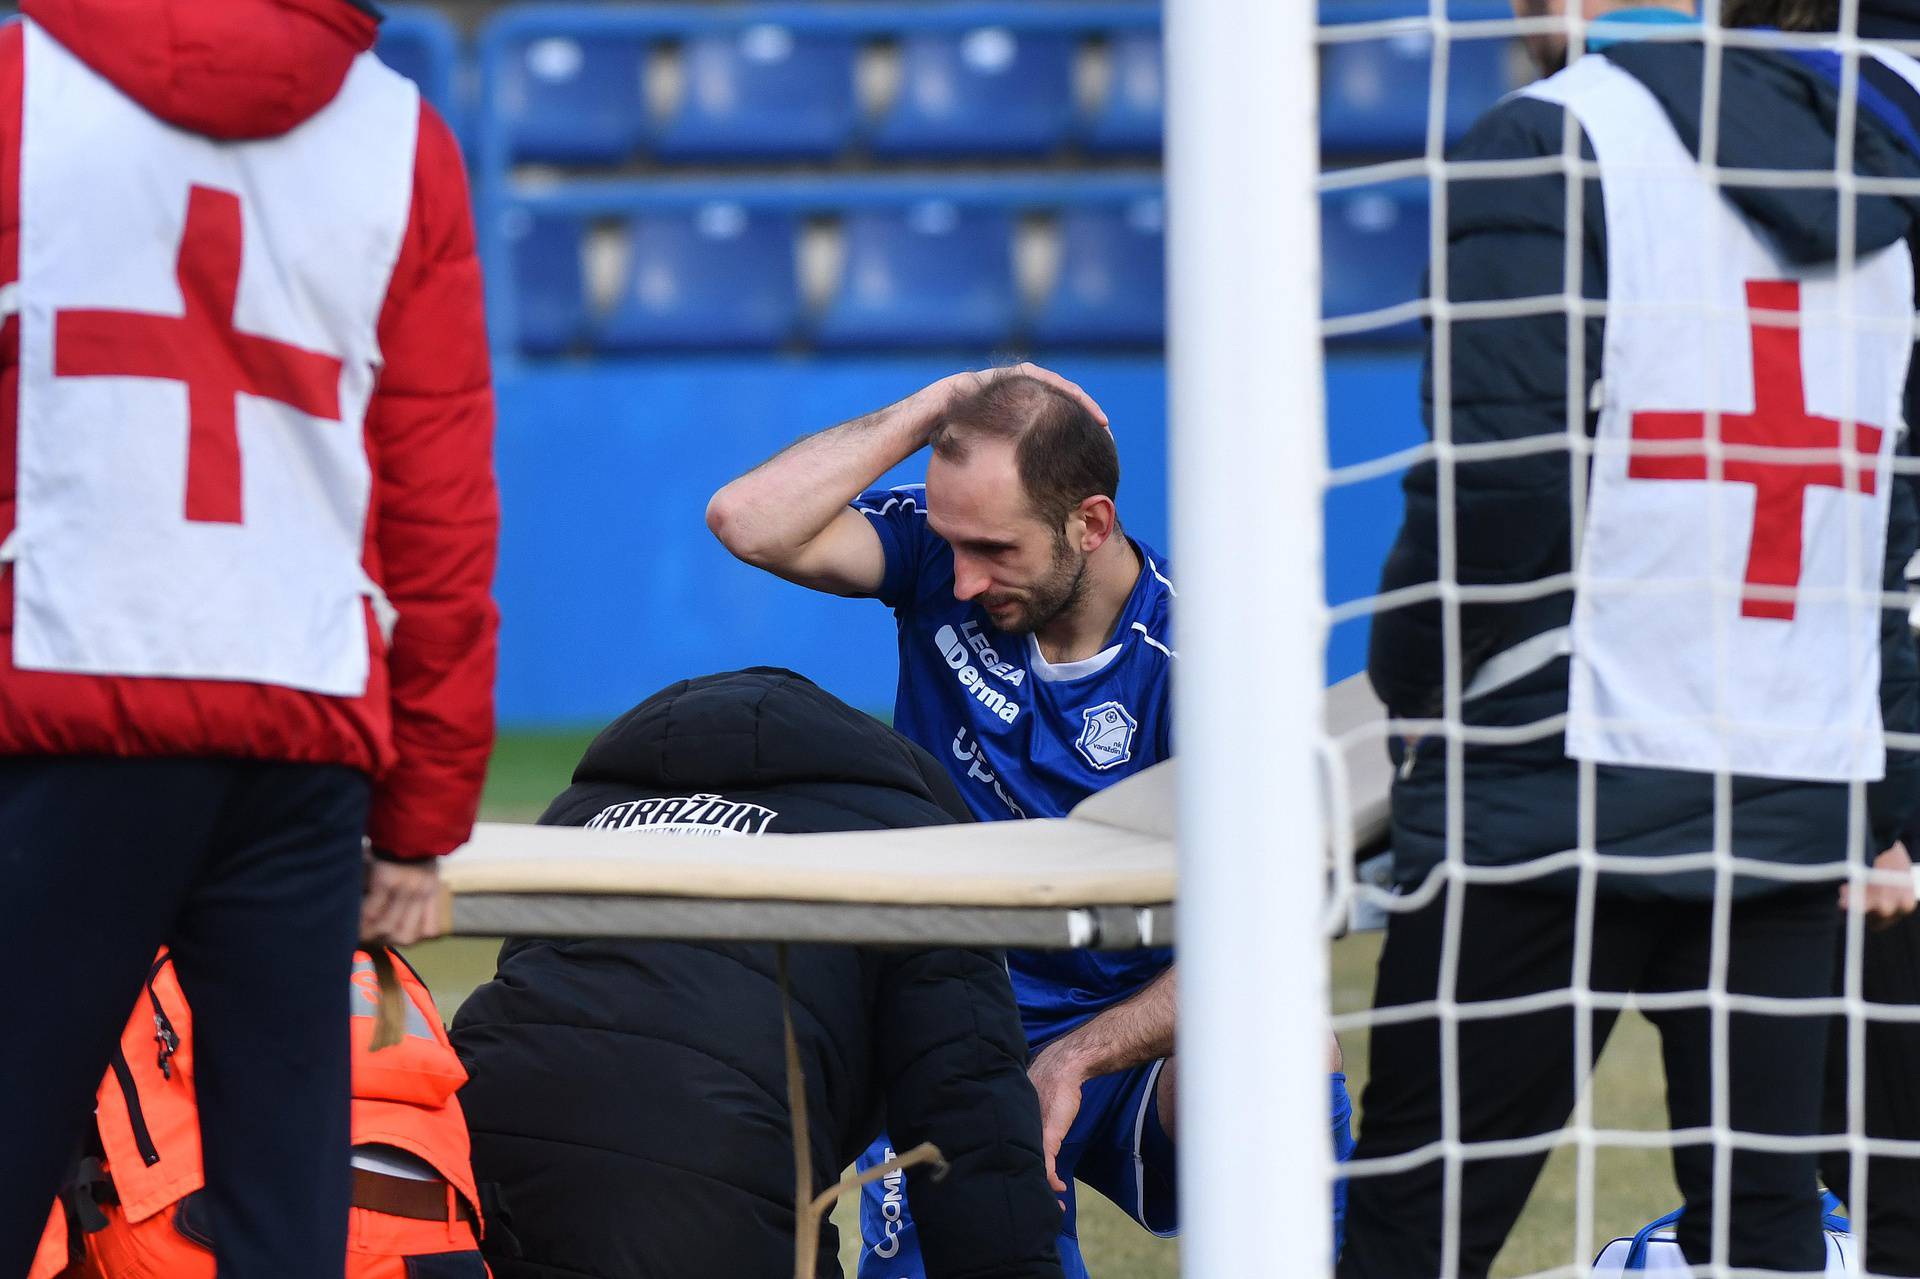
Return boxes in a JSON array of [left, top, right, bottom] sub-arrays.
[[1025, 635, 1124, 683]]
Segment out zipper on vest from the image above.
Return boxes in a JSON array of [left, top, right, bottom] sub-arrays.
[[108, 1050, 161, 1167], [147, 983, 180, 1080], [145, 953, 179, 1079]]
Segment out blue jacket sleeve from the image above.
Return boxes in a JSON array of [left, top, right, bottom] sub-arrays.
[[1366, 96, 1608, 720]]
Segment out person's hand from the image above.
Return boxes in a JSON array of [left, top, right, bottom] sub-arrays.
[[924, 363, 1111, 431], [1027, 1038, 1092, 1196], [1841, 842, 1917, 931], [361, 855, 444, 946]]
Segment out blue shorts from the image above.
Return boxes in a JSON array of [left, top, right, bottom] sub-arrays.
[[1332, 1071, 1354, 1256], [858, 1070, 1356, 1277], [857, 1058, 1175, 1279]]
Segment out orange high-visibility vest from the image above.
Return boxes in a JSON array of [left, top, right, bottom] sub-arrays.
[[96, 948, 482, 1226], [26, 1201, 66, 1279]]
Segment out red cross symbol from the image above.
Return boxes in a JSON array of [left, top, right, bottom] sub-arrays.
[[1628, 279, 1883, 622], [52, 185, 344, 525]]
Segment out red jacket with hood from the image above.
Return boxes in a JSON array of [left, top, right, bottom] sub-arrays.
[[0, 0, 498, 859]]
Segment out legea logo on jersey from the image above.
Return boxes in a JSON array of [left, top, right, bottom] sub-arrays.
[[935, 625, 1022, 723], [959, 619, 1025, 686], [1076, 701, 1138, 770]]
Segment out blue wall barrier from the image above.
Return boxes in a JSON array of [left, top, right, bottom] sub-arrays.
[[493, 351, 1426, 726], [1326, 351, 1426, 686]]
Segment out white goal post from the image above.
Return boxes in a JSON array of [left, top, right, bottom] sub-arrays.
[[1167, 0, 1333, 1276]]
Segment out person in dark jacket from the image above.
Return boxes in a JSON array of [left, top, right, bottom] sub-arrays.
[[1795, 5, 1920, 1273], [1346, 1, 1920, 1275], [451, 668, 1064, 1279]]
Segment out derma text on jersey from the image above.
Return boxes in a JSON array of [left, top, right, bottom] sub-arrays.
[[935, 624, 1022, 723]]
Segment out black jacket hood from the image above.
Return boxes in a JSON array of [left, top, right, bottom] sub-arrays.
[[568, 667, 971, 822], [1606, 40, 1920, 263], [457, 672, 1065, 1279]]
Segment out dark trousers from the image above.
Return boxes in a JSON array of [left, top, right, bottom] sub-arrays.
[[1339, 882, 1838, 1279], [0, 757, 368, 1279], [1821, 912, 1920, 1276]]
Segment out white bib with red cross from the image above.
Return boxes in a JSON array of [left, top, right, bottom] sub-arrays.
[[1525, 54, 1913, 782], [8, 21, 418, 696]]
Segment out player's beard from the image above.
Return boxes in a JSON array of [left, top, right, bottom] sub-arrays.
[[985, 538, 1089, 636]]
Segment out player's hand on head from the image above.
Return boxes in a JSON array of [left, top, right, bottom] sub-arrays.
[[1842, 841, 1917, 931], [1027, 1037, 1091, 1196], [361, 854, 446, 947], [1006, 363, 1110, 430], [925, 363, 1111, 431]]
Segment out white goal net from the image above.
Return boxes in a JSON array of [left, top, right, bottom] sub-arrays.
[[1176, 3, 1920, 1278]]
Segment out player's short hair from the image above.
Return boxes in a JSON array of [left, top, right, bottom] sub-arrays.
[[930, 375, 1121, 534], [1719, 0, 1836, 29]]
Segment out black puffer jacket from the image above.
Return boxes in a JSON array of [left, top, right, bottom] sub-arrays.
[[1368, 42, 1920, 898], [452, 669, 1062, 1279]]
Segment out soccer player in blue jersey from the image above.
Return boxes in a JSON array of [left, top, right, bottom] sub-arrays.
[[709, 365, 1353, 1274]]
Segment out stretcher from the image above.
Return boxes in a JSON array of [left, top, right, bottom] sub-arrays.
[[430, 678, 1391, 1279], [438, 675, 1393, 949]]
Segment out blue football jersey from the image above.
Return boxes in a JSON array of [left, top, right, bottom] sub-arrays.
[[853, 484, 1176, 1043]]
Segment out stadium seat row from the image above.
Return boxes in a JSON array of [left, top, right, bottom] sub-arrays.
[[506, 185, 1432, 355], [377, 8, 1523, 164], [511, 199, 1164, 354], [498, 26, 1163, 163]]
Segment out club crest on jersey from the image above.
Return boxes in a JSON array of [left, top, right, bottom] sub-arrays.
[[1076, 701, 1138, 771]]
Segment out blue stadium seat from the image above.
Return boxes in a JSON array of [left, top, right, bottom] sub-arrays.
[[598, 204, 801, 352], [1031, 198, 1165, 347], [1320, 0, 1512, 16], [1085, 30, 1163, 155], [814, 202, 1018, 349], [1320, 31, 1513, 154], [499, 33, 650, 164], [507, 211, 589, 356], [1318, 0, 1513, 15], [1321, 182, 1431, 343], [654, 25, 860, 161], [375, 9, 458, 120], [870, 27, 1077, 158]]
